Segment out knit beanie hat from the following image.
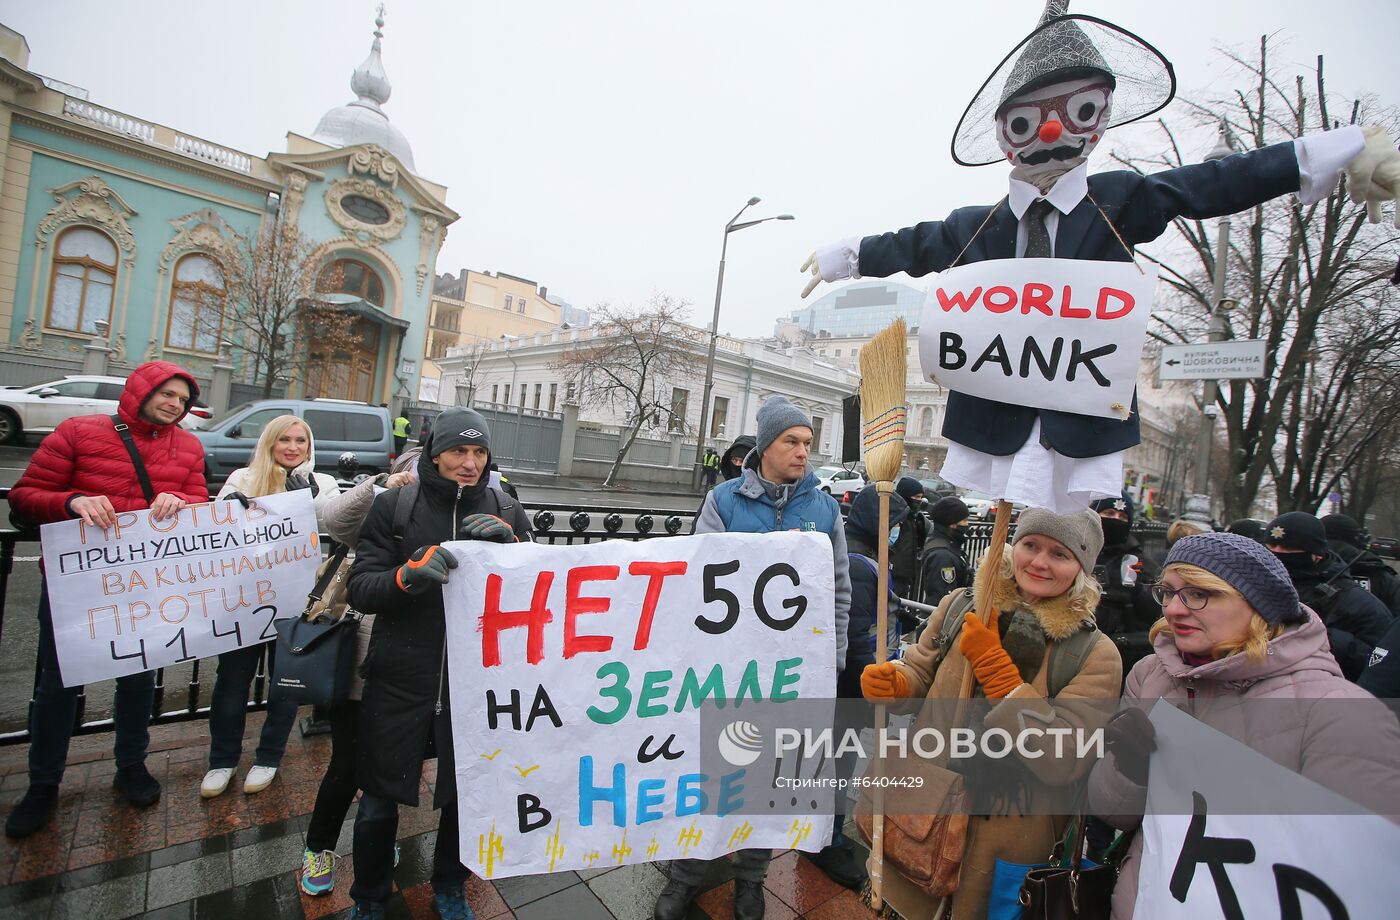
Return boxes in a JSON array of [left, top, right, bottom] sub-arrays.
[[1227, 518, 1267, 543], [1264, 512, 1328, 556], [895, 477, 925, 502], [1321, 513, 1365, 551], [1013, 507, 1104, 573], [930, 496, 971, 526], [1166, 532, 1304, 624], [429, 407, 491, 457], [755, 396, 812, 455]]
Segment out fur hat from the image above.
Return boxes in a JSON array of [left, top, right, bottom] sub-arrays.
[[1013, 507, 1104, 573]]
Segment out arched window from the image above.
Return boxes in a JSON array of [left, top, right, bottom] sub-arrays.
[[920, 406, 934, 438], [47, 227, 117, 333], [318, 258, 385, 307], [166, 254, 225, 353]]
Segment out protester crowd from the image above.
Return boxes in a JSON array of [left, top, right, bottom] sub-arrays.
[[2, 363, 1397, 920]]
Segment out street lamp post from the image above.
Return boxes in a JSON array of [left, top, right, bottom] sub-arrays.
[[1190, 122, 1237, 503], [692, 198, 794, 488]]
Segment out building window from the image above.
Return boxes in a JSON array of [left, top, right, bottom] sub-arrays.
[[517, 299, 525, 314], [502, 384, 511, 405], [669, 387, 689, 432], [812, 416, 825, 454], [548, 382, 558, 413], [504, 295, 513, 311], [533, 383, 542, 410], [340, 194, 390, 225], [710, 396, 728, 438], [519, 385, 527, 409], [834, 348, 842, 357], [318, 258, 385, 306], [47, 226, 117, 333], [165, 254, 225, 353], [491, 384, 499, 404], [920, 407, 934, 438]]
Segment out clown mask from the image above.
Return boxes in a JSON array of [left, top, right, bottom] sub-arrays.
[[997, 73, 1113, 190]]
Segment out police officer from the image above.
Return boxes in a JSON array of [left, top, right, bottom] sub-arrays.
[[1090, 492, 1160, 675], [921, 495, 971, 607], [1322, 513, 1400, 617], [1265, 511, 1393, 681], [890, 477, 930, 600]]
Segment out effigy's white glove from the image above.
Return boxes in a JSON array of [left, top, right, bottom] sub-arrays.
[[1344, 125, 1400, 228], [799, 253, 823, 298]]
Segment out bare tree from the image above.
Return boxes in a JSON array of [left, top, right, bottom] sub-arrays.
[[552, 295, 701, 487], [223, 224, 358, 398], [1119, 38, 1400, 521]]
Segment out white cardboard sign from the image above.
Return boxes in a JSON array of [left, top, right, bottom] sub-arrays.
[[443, 531, 837, 880], [918, 257, 1158, 419], [41, 491, 321, 687]]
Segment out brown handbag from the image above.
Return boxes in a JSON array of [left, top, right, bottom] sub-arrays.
[[854, 762, 969, 897], [1018, 814, 1117, 919]]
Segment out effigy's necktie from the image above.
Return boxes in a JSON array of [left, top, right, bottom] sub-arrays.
[[1023, 198, 1054, 258]]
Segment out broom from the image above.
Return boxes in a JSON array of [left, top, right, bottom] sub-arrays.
[[857, 318, 908, 913]]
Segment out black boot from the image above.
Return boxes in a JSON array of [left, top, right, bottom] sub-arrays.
[[653, 877, 700, 920], [4, 784, 58, 838], [733, 880, 766, 920], [113, 763, 161, 808], [806, 843, 869, 889]]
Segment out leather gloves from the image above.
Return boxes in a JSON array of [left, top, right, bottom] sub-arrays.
[[1106, 707, 1157, 786], [860, 662, 909, 700], [395, 545, 458, 594], [223, 491, 252, 509], [460, 512, 516, 543], [958, 610, 1023, 700], [285, 472, 320, 497]]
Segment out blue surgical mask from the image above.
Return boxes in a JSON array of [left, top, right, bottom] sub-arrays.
[[888, 526, 901, 546]]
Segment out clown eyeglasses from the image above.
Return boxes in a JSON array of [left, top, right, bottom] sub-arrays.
[[1149, 583, 1215, 611], [998, 83, 1112, 148]]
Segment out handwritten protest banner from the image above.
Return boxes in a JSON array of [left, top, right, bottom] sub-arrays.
[[41, 491, 321, 687], [917, 258, 1158, 419], [443, 531, 836, 879], [1135, 703, 1400, 918]]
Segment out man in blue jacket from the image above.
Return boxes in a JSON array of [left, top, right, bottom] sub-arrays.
[[655, 396, 852, 920]]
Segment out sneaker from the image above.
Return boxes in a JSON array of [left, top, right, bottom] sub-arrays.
[[112, 763, 161, 808], [300, 848, 336, 896], [734, 879, 766, 920], [805, 842, 868, 889], [243, 765, 278, 794], [4, 784, 58, 838], [653, 877, 700, 920], [201, 768, 236, 799], [431, 888, 476, 920], [351, 904, 385, 920]]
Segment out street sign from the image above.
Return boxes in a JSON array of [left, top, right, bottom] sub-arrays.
[[1159, 340, 1266, 380]]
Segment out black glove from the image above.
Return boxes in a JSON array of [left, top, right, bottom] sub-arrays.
[[1106, 707, 1157, 786], [223, 491, 252, 509], [285, 472, 320, 497], [460, 512, 516, 543], [395, 545, 459, 594]]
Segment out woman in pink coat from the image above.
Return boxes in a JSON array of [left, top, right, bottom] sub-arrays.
[[1089, 531, 1400, 918]]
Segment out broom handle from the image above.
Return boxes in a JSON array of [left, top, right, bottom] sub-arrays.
[[953, 500, 1013, 728], [870, 481, 894, 910]]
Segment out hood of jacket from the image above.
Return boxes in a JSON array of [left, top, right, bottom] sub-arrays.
[[118, 361, 200, 433], [721, 435, 757, 480], [845, 486, 909, 553], [973, 548, 1096, 641], [1145, 606, 1343, 687]]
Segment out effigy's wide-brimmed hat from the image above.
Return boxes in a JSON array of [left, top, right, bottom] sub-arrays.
[[951, 0, 1176, 167]]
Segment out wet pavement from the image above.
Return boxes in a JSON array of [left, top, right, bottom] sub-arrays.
[[0, 713, 881, 918]]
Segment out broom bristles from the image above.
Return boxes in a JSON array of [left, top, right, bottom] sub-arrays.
[[859, 318, 908, 483]]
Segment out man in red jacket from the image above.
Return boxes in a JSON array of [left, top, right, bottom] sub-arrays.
[[5, 361, 209, 837]]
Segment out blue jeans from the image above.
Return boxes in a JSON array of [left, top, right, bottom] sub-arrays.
[[29, 583, 155, 786], [351, 792, 468, 903], [207, 644, 299, 769]]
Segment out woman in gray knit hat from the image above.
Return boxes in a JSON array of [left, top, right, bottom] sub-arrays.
[[860, 507, 1121, 918], [1089, 531, 1400, 918]]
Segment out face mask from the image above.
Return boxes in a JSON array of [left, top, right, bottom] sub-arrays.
[[1272, 550, 1317, 574], [1100, 517, 1131, 548], [888, 526, 901, 546], [946, 525, 966, 547]]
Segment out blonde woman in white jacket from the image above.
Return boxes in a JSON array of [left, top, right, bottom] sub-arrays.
[[200, 415, 339, 798]]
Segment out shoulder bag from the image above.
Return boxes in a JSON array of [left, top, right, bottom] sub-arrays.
[[270, 542, 358, 705]]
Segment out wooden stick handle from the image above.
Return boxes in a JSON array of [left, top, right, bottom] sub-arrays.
[[869, 482, 895, 909], [953, 500, 1013, 727]]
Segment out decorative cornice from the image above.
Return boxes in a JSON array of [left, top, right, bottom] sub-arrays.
[[348, 146, 400, 188], [325, 176, 407, 242], [268, 144, 458, 223], [36, 175, 138, 265], [159, 208, 238, 272]]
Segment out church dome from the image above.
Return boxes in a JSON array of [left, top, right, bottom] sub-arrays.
[[312, 10, 416, 172]]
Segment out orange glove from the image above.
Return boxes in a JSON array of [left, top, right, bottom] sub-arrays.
[[860, 662, 908, 700], [958, 611, 1022, 700]]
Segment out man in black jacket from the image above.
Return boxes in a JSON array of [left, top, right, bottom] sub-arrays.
[[921, 496, 972, 607], [1322, 513, 1400, 617], [1091, 492, 1160, 676], [1266, 512, 1393, 682], [347, 408, 532, 919], [889, 477, 929, 601]]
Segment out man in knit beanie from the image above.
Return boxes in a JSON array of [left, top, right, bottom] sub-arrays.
[[890, 477, 930, 600], [1264, 511, 1392, 680], [922, 496, 972, 606], [663, 396, 856, 913]]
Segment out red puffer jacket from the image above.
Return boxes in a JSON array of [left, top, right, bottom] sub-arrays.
[[9, 361, 209, 523]]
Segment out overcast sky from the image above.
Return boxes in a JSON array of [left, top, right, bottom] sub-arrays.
[[3, 1, 1395, 337]]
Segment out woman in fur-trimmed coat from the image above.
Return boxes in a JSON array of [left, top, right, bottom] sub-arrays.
[[862, 508, 1123, 919]]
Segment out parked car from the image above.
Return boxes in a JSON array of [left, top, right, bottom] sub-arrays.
[[918, 477, 959, 500], [958, 489, 1026, 521], [814, 465, 865, 500], [1369, 536, 1400, 560], [0, 374, 212, 443], [195, 398, 394, 484]]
